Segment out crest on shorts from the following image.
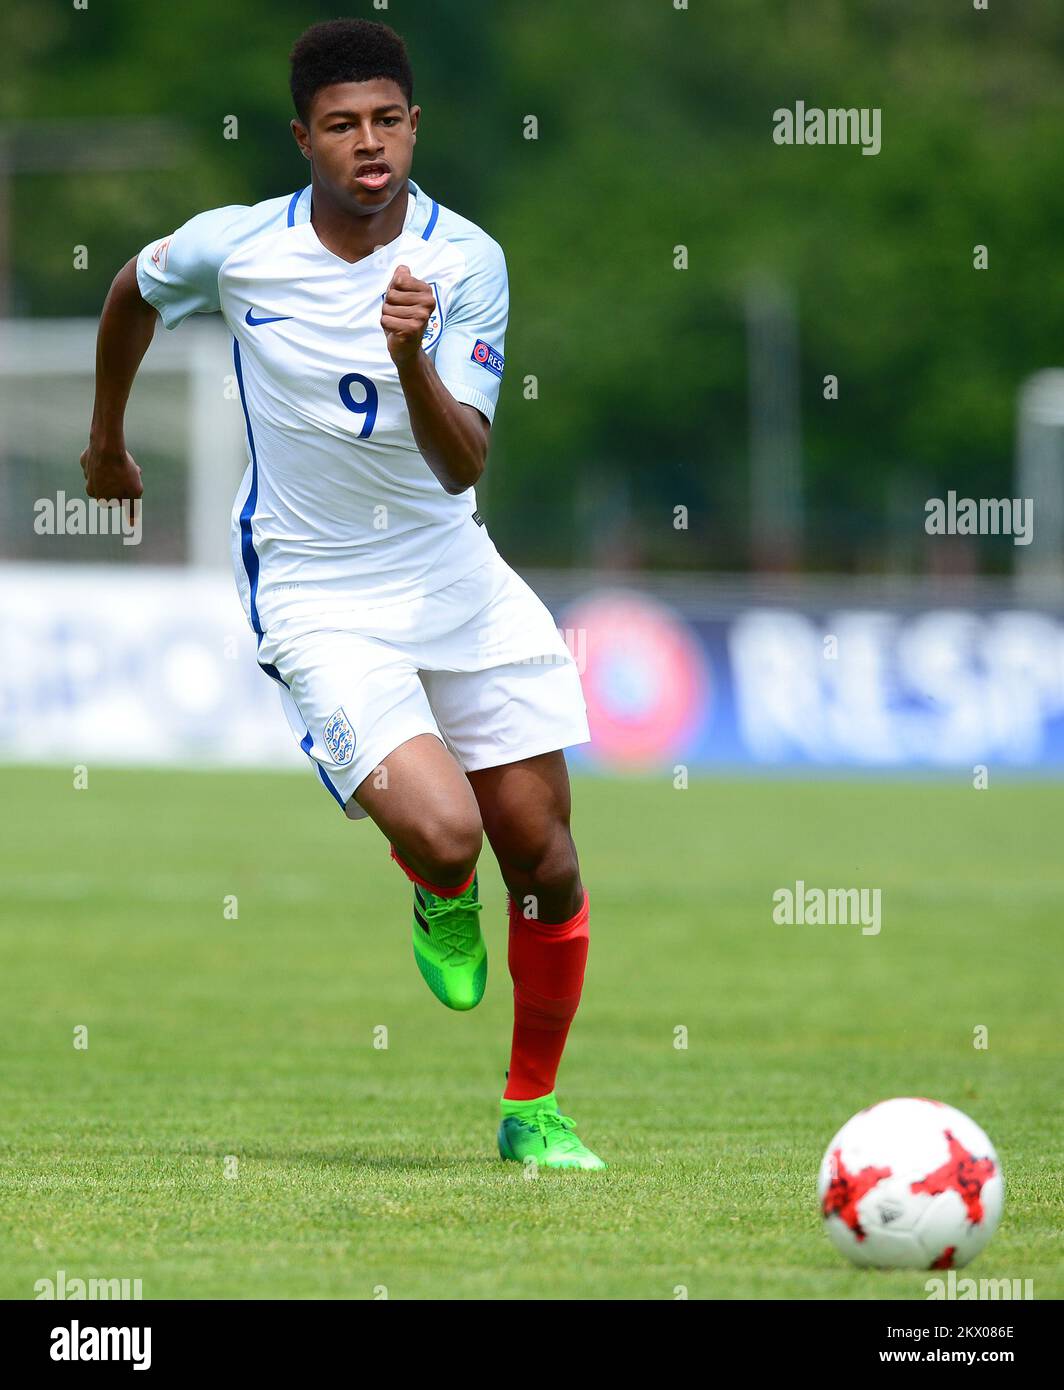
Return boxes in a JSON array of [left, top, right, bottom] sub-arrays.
[[323, 707, 356, 766], [421, 281, 444, 350]]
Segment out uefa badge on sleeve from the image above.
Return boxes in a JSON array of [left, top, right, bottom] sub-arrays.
[[470, 338, 504, 378], [323, 708, 356, 766]]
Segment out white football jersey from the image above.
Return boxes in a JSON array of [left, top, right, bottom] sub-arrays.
[[136, 180, 506, 635]]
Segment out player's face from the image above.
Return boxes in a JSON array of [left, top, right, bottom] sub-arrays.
[[294, 79, 420, 215]]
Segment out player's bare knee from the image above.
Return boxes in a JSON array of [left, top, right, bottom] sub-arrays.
[[494, 814, 566, 875], [410, 811, 483, 884], [505, 825, 581, 916], [534, 840, 581, 900]]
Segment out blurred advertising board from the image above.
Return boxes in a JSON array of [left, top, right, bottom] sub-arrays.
[[3, 565, 1063, 774]]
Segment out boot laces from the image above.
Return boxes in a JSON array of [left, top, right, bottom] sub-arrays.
[[528, 1108, 581, 1151], [424, 895, 482, 963]]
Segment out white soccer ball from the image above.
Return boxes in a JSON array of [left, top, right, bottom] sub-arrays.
[[817, 1097, 1003, 1270]]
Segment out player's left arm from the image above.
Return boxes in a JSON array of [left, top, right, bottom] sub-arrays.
[[382, 237, 508, 495], [383, 266, 488, 494]]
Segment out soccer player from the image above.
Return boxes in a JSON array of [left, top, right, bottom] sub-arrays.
[[80, 18, 605, 1169]]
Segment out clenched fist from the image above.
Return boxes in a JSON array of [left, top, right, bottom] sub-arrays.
[[80, 438, 143, 522], [381, 264, 435, 366]]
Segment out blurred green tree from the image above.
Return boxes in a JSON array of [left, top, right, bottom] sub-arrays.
[[6, 0, 1064, 573]]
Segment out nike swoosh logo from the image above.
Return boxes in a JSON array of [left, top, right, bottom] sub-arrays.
[[245, 309, 293, 326]]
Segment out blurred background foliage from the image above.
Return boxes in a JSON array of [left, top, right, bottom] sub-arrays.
[[5, 0, 1064, 572]]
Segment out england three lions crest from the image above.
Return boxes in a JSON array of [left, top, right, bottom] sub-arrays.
[[421, 282, 443, 350], [379, 280, 444, 350], [323, 708, 356, 766]]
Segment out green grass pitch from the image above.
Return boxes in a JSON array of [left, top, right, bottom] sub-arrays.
[[1, 766, 1060, 1300]]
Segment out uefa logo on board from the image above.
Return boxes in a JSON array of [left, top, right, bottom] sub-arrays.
[[560, 591, 709, 766]]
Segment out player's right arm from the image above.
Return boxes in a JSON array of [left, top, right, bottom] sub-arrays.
[[81, 204, 250, 505], [80, 256, 157, 505]]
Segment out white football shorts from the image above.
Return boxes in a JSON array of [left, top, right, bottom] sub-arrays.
[[254, 551, 590, 817]]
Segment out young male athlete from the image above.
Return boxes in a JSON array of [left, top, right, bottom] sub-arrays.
[[80, 18, 604, 1169]]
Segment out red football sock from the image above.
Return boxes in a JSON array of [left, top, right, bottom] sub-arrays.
[[390, 845, 475, 898], [504, 889, 590, 1101]]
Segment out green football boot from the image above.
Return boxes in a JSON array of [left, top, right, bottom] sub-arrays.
[[410, 874, 486, 1011], [498, 1091, 607, 1170]]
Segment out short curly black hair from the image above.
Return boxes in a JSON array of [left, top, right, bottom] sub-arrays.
[[290, 18, 413, 124]]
